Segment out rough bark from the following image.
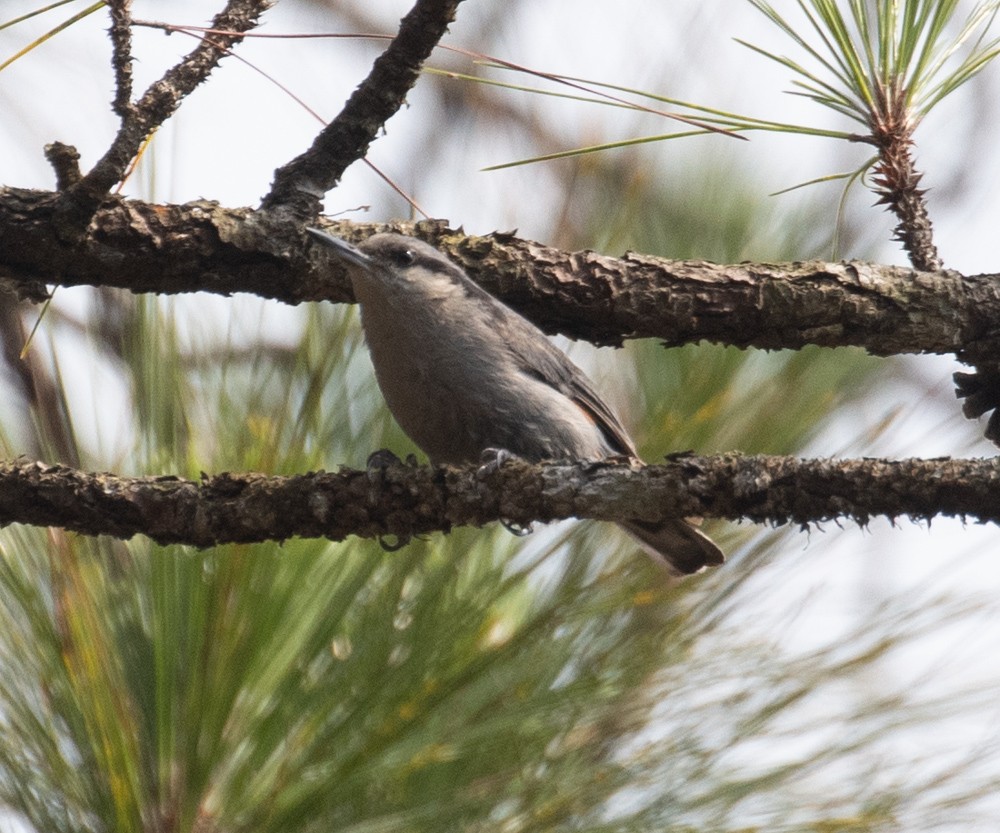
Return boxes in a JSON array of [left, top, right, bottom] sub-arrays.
[[107, 0, 135, 119], [1, 455, 996, 549], [867, 79, 942, 273], [2, 195, 999, 359]]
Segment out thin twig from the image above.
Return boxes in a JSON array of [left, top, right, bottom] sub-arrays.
[[107, 0, 134, 118], [868, 82, 943, 272]]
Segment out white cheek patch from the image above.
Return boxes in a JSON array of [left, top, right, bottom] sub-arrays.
[[419, 269, 464, 300]]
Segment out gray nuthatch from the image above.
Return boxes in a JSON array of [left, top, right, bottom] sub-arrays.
[[307, 228, 723, 575]]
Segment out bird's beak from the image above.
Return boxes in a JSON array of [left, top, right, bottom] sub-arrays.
[[306, 227, 372, 269]]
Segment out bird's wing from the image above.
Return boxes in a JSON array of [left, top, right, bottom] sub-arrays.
[[493, 304, 639, 458]]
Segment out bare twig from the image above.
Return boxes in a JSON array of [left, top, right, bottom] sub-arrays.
[[43, 143, 82, 190], [61, 0, 273, 225], [107, 0, 134, 118], [259, 0, 467, 217], [0, 455, 997, 548]]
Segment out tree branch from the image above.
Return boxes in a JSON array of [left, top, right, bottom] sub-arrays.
[[1, 455, 997, 548], [259, 0, 467, 217], [61, 0, 273, 225], [2, 195, 999, 360]]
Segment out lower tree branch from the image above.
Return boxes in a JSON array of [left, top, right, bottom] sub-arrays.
[[1, 455, 996, 549]]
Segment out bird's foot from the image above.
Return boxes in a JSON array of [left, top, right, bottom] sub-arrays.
[[501, 519, 533, 537], [366, 449, 421, 468], [476, 448, 534, 537], [476, 447, 516, 479], [366, 448, 402, 504], [365, 449, 413, 552]]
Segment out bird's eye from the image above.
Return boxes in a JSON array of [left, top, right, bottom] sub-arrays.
[[392, 248, 415, 266]]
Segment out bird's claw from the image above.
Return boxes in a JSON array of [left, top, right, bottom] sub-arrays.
[[477, 447, 516, 479], [365, 450, 415, 551], [377, 533, 411, 552], [365, 448, 406, 509], [367, 448, 403, 472], [475, 449, 533, 536], [501, 519, 533, 537]]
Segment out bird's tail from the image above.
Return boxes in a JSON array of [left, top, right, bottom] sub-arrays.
[[617, 518, 725, 576]]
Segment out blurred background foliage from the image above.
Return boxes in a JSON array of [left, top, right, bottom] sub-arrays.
[[1, 1, 999, 832]]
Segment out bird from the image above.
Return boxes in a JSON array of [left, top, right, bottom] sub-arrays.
[[307, 227, 723, 575]]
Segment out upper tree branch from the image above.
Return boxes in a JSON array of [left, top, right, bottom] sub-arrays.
[[2, 196, 999, 360], [259, 0, 465, 217], [61, 0, 273, 225], [1, 455, 997, 548]]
